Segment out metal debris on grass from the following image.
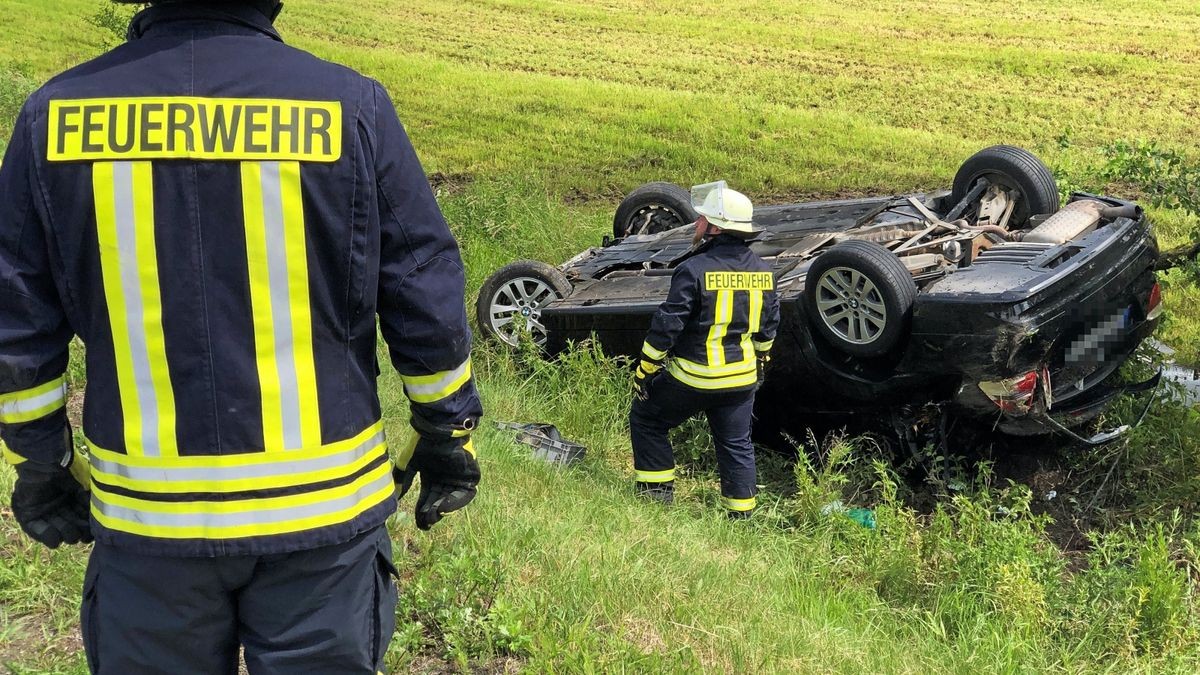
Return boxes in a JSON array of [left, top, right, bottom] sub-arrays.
[[496, 421, 587, 466]]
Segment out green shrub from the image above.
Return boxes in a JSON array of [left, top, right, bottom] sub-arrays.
[[0, 66, 37, 151], [1058, 518, 1198, 659]]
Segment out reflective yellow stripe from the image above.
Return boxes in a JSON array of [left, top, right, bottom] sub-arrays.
[[667, 362, 759, 390], [242, 161, 321, 451], [638, 360, 661, 375], [753, 339, 774, 352], [94, 161, 177, 457], [706, 289, 733, 367], [724, 496, 756, 512], [641, 342, 667, 362], [280, 162, 322, 448], [672, 356, 756, 378], [134, 161, 178, 458], [745, 290, 764, 364], [88, 421, 382, 470], [242, 162, 283, 448], [94, 461, 390, 515], [94, 162, 138, 450], [0, 376, 67, 424], [635, 468, 675, 483], [91, 463, 394, 540], [2, 443, 27, 466], [89, 434, 386, 494], [748, 290, 763, 334], [400, 359, 472, 404]]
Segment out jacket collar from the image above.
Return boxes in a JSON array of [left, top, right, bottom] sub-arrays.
[[127, 2, 283, 42], [708, 233, 752, 248]]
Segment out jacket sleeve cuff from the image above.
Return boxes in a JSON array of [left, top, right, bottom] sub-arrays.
[[641, 341, 668, 364], [0, 376, 66, 424]]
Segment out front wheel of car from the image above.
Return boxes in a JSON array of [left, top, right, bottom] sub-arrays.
[[476, 260, 572, 348], [612, 182, 699, 239], [804, 240, 917, 358]]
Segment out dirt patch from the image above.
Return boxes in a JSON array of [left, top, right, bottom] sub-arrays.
[[66, 388, 84, 430], [619, 615, 668, 654], [562, 184, 626, 206], [560, 184, 888, 208], [751, 186, 895, 205], [400, 654, 524, 674], [982, 442, 1097, 561], [0, 611, 84, 668], [428, 172, 474, 195]]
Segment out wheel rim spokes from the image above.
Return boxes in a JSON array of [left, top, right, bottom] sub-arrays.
[[490, 277, 558, 346], [815, 267, 887, 345], [628, 204, 683, 235]]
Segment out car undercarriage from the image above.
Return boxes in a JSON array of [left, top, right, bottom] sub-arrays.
[[477, 146, 1163, 445]]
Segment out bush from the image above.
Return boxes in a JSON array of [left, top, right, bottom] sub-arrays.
[[1060, 518, 1198, 658], [87, 2, 139, 50], [778, 431, 1200, 667]]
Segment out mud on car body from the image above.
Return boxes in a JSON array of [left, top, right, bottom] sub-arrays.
[[478, 147, 1162, 443]]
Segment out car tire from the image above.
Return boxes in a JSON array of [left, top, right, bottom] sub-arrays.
[[476, 260, 572, 348], [804, 240, 917, 358], [612, 182, 699, 239], [950, 145, 1059, 227]]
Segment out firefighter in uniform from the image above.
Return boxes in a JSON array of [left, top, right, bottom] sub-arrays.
[[0, 1, 483, 671], [630, 182, 779, 519]]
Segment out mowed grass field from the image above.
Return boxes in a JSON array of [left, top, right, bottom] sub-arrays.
[[4, 0, 1200, 673]]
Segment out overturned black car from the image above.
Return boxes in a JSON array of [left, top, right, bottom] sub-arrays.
[[478, 147, 1162, 443]]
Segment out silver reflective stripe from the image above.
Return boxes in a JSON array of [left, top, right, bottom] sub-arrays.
[[403, 360, 470, 399], [259, 161, 305, 449], [89, 431, 385, 485], [112, 162, 162, 457], [92, 468, 394, 527], [0, 383, 65, 418]]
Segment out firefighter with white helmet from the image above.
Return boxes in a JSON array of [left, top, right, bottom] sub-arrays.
[[630, 182, 780, 518]]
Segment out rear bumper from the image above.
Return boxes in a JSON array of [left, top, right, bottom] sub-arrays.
[[1012, 370, 1161, 445], [953, 367, 1161, 442]]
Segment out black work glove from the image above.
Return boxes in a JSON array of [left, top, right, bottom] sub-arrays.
[[394, 435, 480, 531], [11, 447, 92, 549], [756, 352, 770, 386], [633, 359, 661, 402]]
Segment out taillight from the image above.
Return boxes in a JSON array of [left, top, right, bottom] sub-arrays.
[[1147, 282, 1164, 320], [978, 370, 1039, 416]]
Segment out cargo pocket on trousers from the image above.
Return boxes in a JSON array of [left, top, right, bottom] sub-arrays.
[[81, 555, 101, 674], [371, 546, 400, 670]]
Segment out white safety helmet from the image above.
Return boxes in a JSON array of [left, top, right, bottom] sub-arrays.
[[691, 181, 758, 234]]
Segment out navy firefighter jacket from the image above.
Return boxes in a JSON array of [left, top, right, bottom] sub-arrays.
[[640, 235, 781, 391], [0, 4, 483, 556]]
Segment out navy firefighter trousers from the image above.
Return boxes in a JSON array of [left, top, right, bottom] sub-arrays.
[[81, 526, 398, 675], [630, 374, 758, 512]]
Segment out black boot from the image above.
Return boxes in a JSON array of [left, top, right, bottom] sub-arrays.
[[635, 481, 674, 505], [726, 509, 752, 521]]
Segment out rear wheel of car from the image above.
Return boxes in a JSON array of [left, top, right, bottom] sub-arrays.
[[476, 260, 572, 348], [612, 182, 698, 239], [950, 145, 1059, 227], [804, 240, 917, 358]]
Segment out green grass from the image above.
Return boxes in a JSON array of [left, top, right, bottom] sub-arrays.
[[5, 0, 1200, 672]]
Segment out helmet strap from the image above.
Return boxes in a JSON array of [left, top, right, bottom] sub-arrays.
[[691, 217, 709, 246]]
